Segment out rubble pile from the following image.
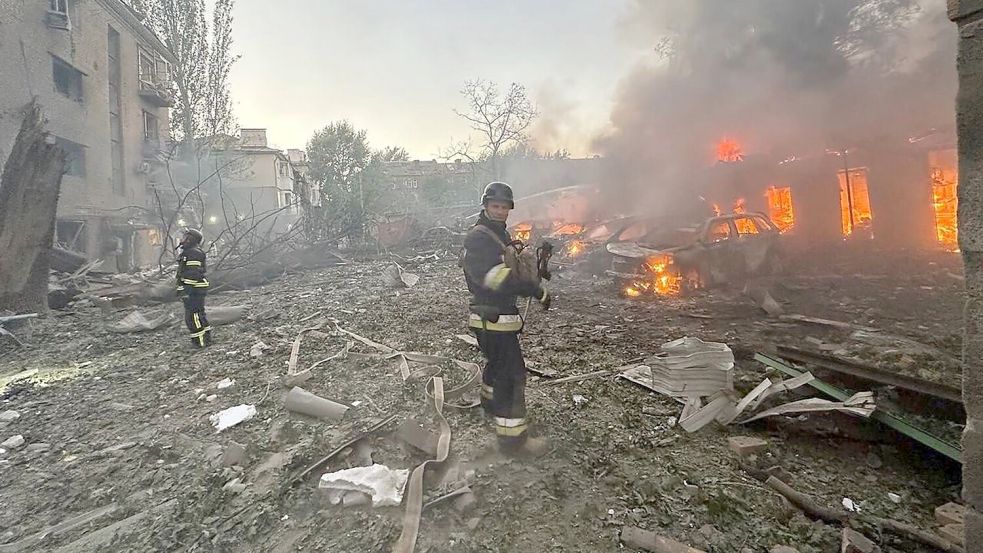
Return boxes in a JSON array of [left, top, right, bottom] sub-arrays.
[[0, 249, 968, 552]]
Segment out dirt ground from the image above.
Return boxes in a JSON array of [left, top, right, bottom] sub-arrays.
[[0, 244, 967, 552]]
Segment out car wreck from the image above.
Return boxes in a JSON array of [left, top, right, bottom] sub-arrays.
[[606, 212, 784, 296]]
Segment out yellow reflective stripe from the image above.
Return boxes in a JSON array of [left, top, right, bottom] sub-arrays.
[[184, 260, 202, 266], [190, 329, 208, 338], [494, 417, 527, 428], [482, 264, 511, 290], [468, 314, 523, 332], [193, 313, 201, 329], [496, 425, 528, 436], [182, 278, 210, 287]]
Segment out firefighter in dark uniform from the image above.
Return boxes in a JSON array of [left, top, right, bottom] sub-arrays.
[[461, 182, 551, 457], [176, 228, 212, 348]]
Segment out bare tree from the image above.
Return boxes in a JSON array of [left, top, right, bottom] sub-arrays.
[[454, 79, 538, 179], [134, 0, 238, 152]]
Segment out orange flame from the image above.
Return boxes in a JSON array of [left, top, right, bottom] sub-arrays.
[[565, 239, 587, 257], [624, 254, 683, 297], [552, 222, 585, 236], [929, 150, 958, 251], [733, 198, 746, 214], [512, 222, 532, 242], [716, 138, 744, 162], [712, 204, 722, 216], [766, 186, 795, 232]]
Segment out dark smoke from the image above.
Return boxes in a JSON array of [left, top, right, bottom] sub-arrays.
[[594, 0, 957, 215]]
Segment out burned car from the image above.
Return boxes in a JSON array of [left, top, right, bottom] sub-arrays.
[[606, 212, 784, 296]]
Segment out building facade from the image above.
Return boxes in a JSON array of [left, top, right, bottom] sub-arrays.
[[0, 0, 175, 271]]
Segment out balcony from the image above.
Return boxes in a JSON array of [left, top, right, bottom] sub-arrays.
[[138, 80, 175, 108]]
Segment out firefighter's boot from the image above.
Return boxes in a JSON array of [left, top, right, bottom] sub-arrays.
[[502, 436, 550, 459]]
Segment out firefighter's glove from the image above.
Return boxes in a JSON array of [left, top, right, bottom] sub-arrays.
[[538, 287, 552, 311]]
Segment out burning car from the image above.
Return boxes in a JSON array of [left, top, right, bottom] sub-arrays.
[[607, 212, 784, 297]]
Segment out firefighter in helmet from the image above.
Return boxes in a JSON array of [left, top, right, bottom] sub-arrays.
[[461, 181, 552, 457], [176, 228, 212, 348]]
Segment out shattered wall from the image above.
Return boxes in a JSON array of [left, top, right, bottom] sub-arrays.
[[950, 0, 983, 548]]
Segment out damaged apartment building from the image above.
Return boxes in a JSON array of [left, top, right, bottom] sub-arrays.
[[0, 0, 176, 271], [698, 131, 959, 253]]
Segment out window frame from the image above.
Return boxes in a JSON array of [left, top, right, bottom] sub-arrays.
[[51, 55, 84, 102], [142, 110, 159, 142], [54, 137, 86, 177]]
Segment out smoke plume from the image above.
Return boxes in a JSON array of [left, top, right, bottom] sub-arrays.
[[594, 0, 957, 215]]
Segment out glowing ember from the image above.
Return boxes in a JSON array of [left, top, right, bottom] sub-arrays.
[[929, 149, 958, 251], [624, 255, 683, 297], [565, 239, 587, 257], [837, 168, 874, 237], [765, 186, 795, 232], [712, 204, 722, 216], [552, 222, 585, 236], [512, 222, 532, 242], [716, 138, 744, 162], [731, 198, 758, 234]]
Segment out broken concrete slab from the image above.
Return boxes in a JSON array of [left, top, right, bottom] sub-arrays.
[[727, 436, 768, 457], [208, 404, 256, 432], [2, 435, 25, 449], [620, 526, 706, 552], [221, 442, 246, 467], [249, 341, 271, 357], [318, 464, 410, 507], [937, 523, 965, 546], [25, 442, 49, 453], [936, 502, 966, 525], [841, 528, 881, 553], [284, 386, 349, 421], [0, 410, 20, 423], [108, 311, 174, 333]]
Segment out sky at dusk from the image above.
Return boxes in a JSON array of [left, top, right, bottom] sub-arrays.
[[228, 0, 648, 158]]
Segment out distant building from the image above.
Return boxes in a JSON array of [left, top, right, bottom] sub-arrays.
[[0, 0, 176, 271]]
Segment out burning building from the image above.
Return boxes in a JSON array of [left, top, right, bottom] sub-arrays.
[[697, 131, 958, 252]]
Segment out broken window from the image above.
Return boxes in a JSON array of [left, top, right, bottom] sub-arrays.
[[143, 110, 159, 142], [837, 167, 873, 237], [765, 186, 795, 232], [56, 220, 86, 251], [139, 49, 157, 86], [929, 149, 958, 251], [52, 56, 83, 102], [54, 137, 86, 177], [708, 220, 732, 242], [734, 216, 759, 236]]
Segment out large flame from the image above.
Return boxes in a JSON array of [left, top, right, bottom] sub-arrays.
[[552, 222, 585, 236], [732, 198, 758, 234], [624, 254, 683, 297], [837, 168, 874, 237], [716, 138, 744, 162], [565, 239, 587, 257], [929, 150, 958, 251], [512, 222, 532, 242], [766, 186, 795, 232]]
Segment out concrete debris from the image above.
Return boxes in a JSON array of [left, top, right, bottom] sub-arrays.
[[395, 418, 439, 456], [342, 491, 372, 507], [216, 378, 235, 390], [318, 464, 410, 507], [887, 492, 901, 504], [249, 341, 271, 357], [209, 404, 257, 432], [842, 497, 861, 513], [938, 523, 965, 546], [455, 334, 478, 347], [108, 311, 174, 333], [572, 394, 588, 406], [935, 502, 966, 525], [0, 410, 20, 423], [284, 386, 349, 421], [841, 527, 881, 553], [739, 392, 875, 424], [221, 442, 246, 467], [2, 435, 25, 449], [223, 477, 247, 494], [620, 526, 706, 552], [727, 436, 768, 457], [383, 264, 419, 288], [207, 305, 248, 326], [26, 442, 50, 452], [769, 547, 799, 553]]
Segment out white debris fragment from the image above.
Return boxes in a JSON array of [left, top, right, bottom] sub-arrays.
[[842, 497, 861, 512], [318, 464, 409, 507], [0, 410, 20, 423], [887, 492, 902, 504], [249, 341, 271, 358], [2, 435, 25, 449], [206, 395, 217, 402], [572, 394, 587, 406], [209, 404, 257, 432], [216, 378, 235, 389]]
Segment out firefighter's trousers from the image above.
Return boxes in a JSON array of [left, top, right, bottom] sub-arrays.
[[182, 293, 212, 348], [473, 328, 528, 448]]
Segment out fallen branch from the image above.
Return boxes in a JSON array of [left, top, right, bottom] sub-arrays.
[[286, 415, 398, 487], [763, 476, 964, 553]]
